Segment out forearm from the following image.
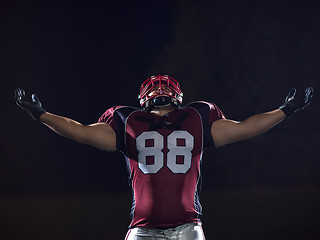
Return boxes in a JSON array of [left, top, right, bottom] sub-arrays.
[[212, 109, 286, 147], [39, 112, 117, 151], [39, 112, 87, 143], [240, 109, 286, 139], [214, 86, 314, 146]]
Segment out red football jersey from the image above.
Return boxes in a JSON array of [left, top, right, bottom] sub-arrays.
[[98, 101, 225, 229]]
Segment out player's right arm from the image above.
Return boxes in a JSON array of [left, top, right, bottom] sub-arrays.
[[40, 113, 116, 151], [14, 89, 117, 151]]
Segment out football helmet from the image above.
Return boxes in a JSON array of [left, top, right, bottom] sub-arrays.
[[138, 75, 183, 110]]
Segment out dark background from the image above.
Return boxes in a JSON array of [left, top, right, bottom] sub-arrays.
[[1, 0, 320, 239]]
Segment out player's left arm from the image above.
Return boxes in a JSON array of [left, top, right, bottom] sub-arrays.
[[211, 87, 314, 147], [211, 109, 285, 147]]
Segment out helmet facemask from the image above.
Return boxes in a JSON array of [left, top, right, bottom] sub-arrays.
[[138, 75, 183, 111]]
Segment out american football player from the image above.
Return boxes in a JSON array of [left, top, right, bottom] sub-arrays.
[[14, 75, 314, 240]]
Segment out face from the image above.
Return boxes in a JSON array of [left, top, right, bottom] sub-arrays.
[[147, 85, 175, 98]]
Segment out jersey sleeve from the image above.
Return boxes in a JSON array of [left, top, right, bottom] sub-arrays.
[[186, 101, 225, 148], [98, 106, 124, 130], [204, 102, 225, 148], [207, 102, 226, 124], [97, 106, 126, 152], [98, 106, 139, 154]]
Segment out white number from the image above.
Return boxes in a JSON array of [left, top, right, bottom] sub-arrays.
[[136, 131, 194, 174], [167, 131, 194, 173], [136, 131, 164, 174]]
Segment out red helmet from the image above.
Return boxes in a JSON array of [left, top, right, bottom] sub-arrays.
[[138, 75, 183, 109]]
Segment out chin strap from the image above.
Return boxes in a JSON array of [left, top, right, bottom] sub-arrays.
[[153, 96, 172, 106], [144, 96, 179, 111]]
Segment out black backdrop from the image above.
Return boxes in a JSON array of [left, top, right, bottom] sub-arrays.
[[1, 0, 320, 239]]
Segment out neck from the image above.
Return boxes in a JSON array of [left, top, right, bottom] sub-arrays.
[[149, 105, 177, 116]]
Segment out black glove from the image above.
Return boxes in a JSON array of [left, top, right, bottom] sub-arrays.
[[279, 87, 314, 118], [14, 88, 47, 120]]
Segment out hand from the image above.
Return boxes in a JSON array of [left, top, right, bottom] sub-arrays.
[[279, 87, 314, 118], [14, 88, 47, 120]]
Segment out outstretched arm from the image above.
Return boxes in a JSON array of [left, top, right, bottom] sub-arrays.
[[212, 109, 285, 147], [40, 113, 116, 151], [211, 87, 314, 147], [14, 89, 117, 151]]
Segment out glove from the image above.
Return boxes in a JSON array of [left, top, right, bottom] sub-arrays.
[[279, 87, 314, 118], [14, 88, 47, 120]]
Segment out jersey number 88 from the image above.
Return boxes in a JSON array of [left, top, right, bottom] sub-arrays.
[[136, 131, 194, 174]]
